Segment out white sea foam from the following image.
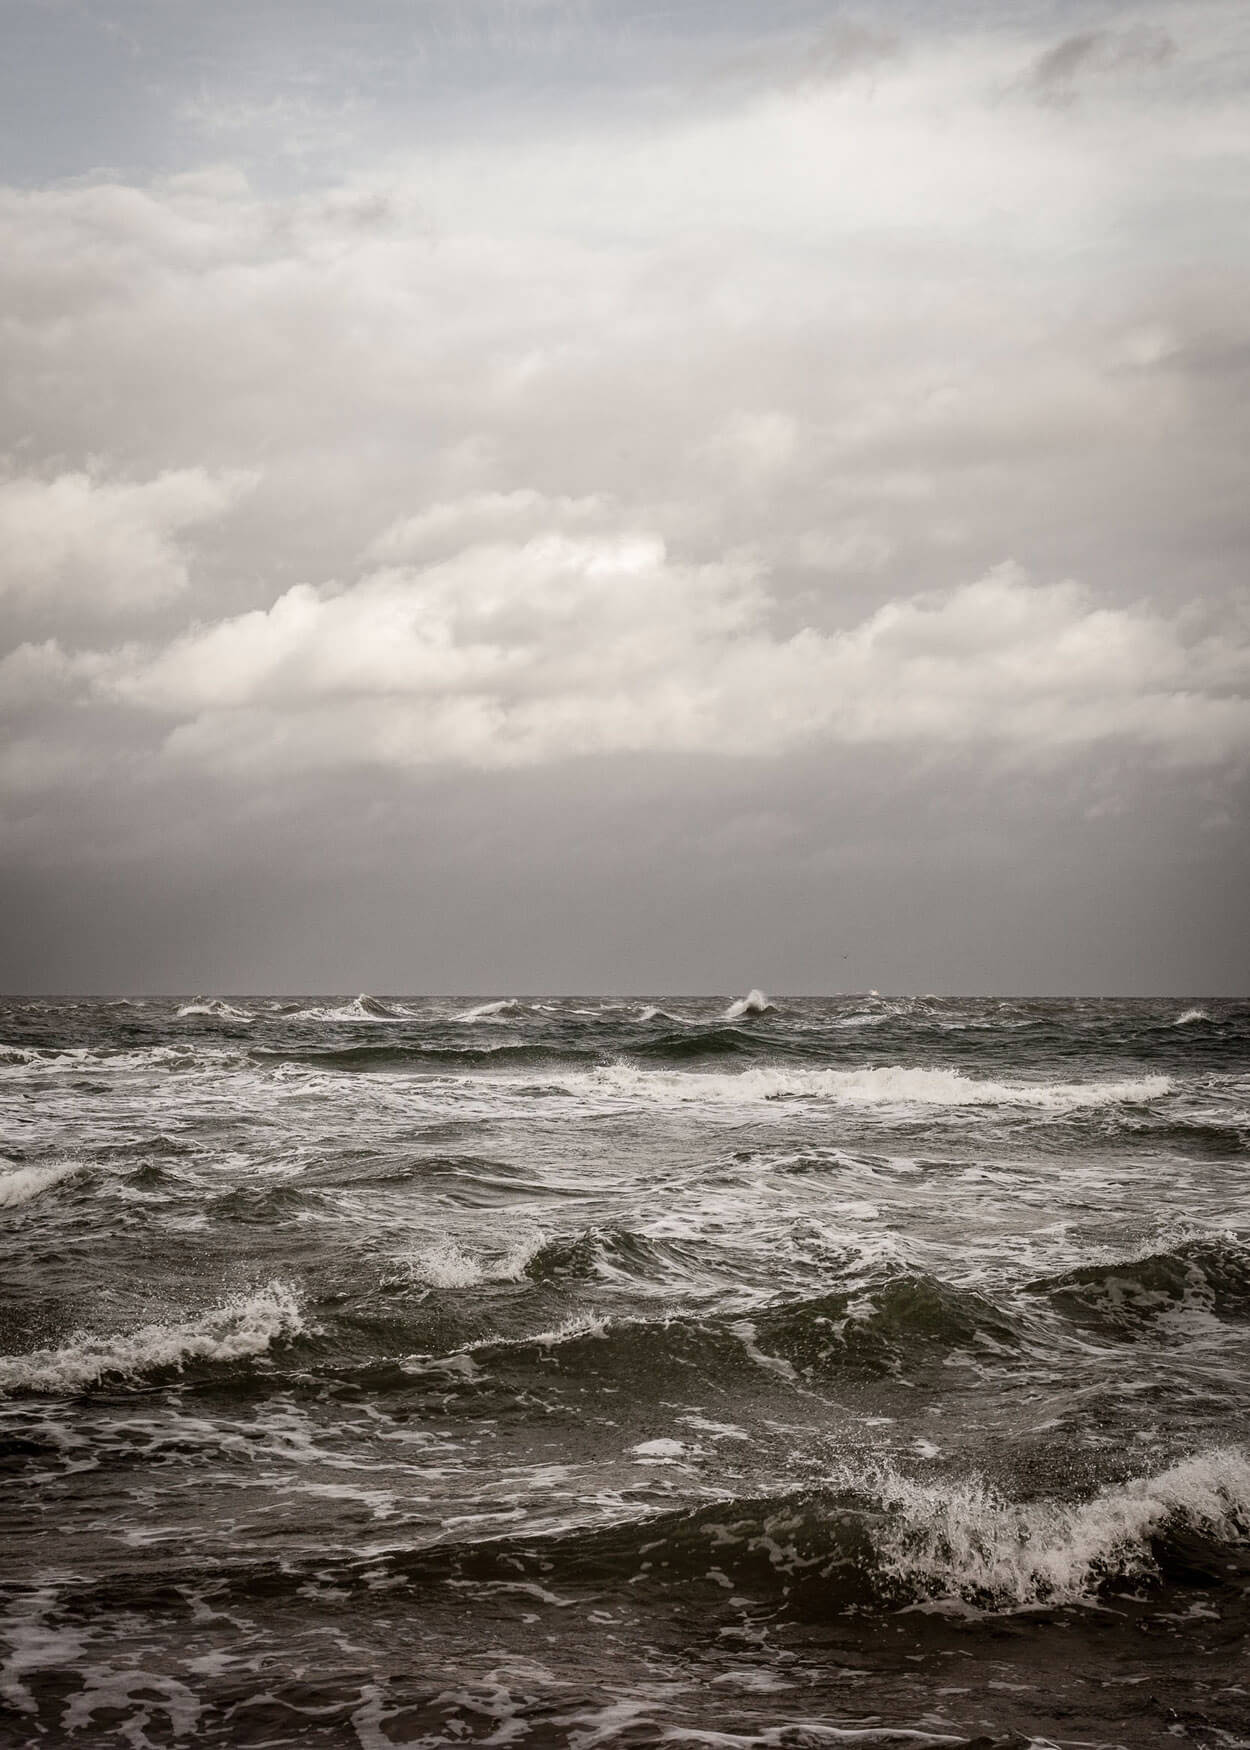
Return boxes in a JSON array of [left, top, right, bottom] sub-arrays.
[[837, 1446, 1250, 1607], [0, 1281, 303, 1394], [0, 1161, 79, 1210], [176, 998, 253, 1020], [637, 1005, 683, 1024], [577, 1063, 1171, 1112], [455, 999, 525, 1023], [405, 1229, 545, 1288], [1175, 1007, 1211, 1026], [724, 989, 775, 1020]]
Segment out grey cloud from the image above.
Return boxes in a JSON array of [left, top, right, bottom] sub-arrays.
[[1027, 24, 1177, 101]]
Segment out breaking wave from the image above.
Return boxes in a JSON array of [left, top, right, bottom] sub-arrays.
[[365, 1448, 1250, 1617], [176, 998, 254, 1020], [403, 1229, 546, 1288], [1175, 1008, 1212, 1026], [834, 1446, 1250, 1607], [455, 999, 526, 1022], [0, 1282, 304, 1394], [724, 989, 776, 1020], [0, 1160, 80, 1209], [283, 994, 409, 1022], [578, 1063, 1172, 1111]]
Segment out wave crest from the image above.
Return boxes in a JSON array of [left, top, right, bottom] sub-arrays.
[[403, 1230, 546, 1288], [0, 1281, 304, 1394], [455, 999, 525, 1023], [0, 1160, 79, 1210], [581, 1063, 1172, 1111], [835, 1447, 1250, 1607], [724, 989, 775, 1020]]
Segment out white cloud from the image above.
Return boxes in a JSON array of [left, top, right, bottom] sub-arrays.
[[0, 466, 256, 618], [23, 538, 1243, 774]]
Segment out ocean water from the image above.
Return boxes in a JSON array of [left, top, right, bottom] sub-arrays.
[[2, 993, 1249, 1750]]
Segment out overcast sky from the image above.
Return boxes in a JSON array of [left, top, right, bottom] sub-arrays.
[[1, 0, 1247, 994]]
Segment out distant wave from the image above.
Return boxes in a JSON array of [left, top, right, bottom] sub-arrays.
[[454, 999, 526, 1023], [0, 1282, 303, 1394], [292, 994, 406, 1022], [637, 1005, 683, 1024], [176, 998, 254, 1021], [575, 1063, 1172, 1111], [723, 989, 776, 1020], [1175, 1007, 1212, 1026], [0, 1160, 79, 1210]]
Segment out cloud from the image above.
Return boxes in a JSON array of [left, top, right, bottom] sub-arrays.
[[0, 466, 256, 620], [1026, 25, 1177, 103], [19, 535, 1244, 776]]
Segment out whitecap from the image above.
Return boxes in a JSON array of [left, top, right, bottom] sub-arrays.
[[576, 1062, 1171, 1112], [723, 988, 775, 1020], [176, 998, 254, 1021], [0, 1161, 79, 1210], [1175, 1007, 1212, 1026], [0, 1281, 303, 1394], [837, 1446, 1250, 1608], [454, 999, 525, 1023], [293, 994, 405, 1022], [404, 1229, 544, 1289]]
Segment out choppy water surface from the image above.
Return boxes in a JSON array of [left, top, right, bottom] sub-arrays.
[[2, 993, 1250, 1749]]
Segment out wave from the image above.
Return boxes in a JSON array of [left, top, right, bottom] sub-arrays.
[[404, 1229, 546, 1288], [176, 998, 254, 1020], [454, 999, 526, 1022], [578, 1063, 1172, 1111], [409, 1267, 1017, 1399], [832, 1446, 1250, 1608], [0, 1160, 80, 1210], [1029, 1235, 1250, 1332], [292, 994, 406, 1022], [749, 1272, 1020, 1378], [0, 1282, 304, 1394], [355, 1448, 1250, 1618], [254, 1041, 595, 1073], [637, 1005, 683, 1024], [630, 1026, 759, 1061], [1175, 1007, 1212, 1026], [723, 989, 776, 1020]]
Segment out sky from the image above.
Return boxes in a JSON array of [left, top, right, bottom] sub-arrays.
[[1, 0, 1247, 995]]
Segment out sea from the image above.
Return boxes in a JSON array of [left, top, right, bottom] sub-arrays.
[[2, 992, 1249, 1750]]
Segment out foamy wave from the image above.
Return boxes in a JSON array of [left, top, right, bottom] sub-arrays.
[[405, 1230, 545, 1288], [295, 994, 405, 1022], [0, 1282, 303, 1394], [637, 1006, 683, 1024], [455, 999, 525, 1023], [724, 989, 775, 1020], [1175, 1008, 1212, 1026], [176, 998, 254, 1020], [581, 1063, 1171, 1111], [838, 1447, 1250, 1607], [0, 1161, 79, 1210]]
